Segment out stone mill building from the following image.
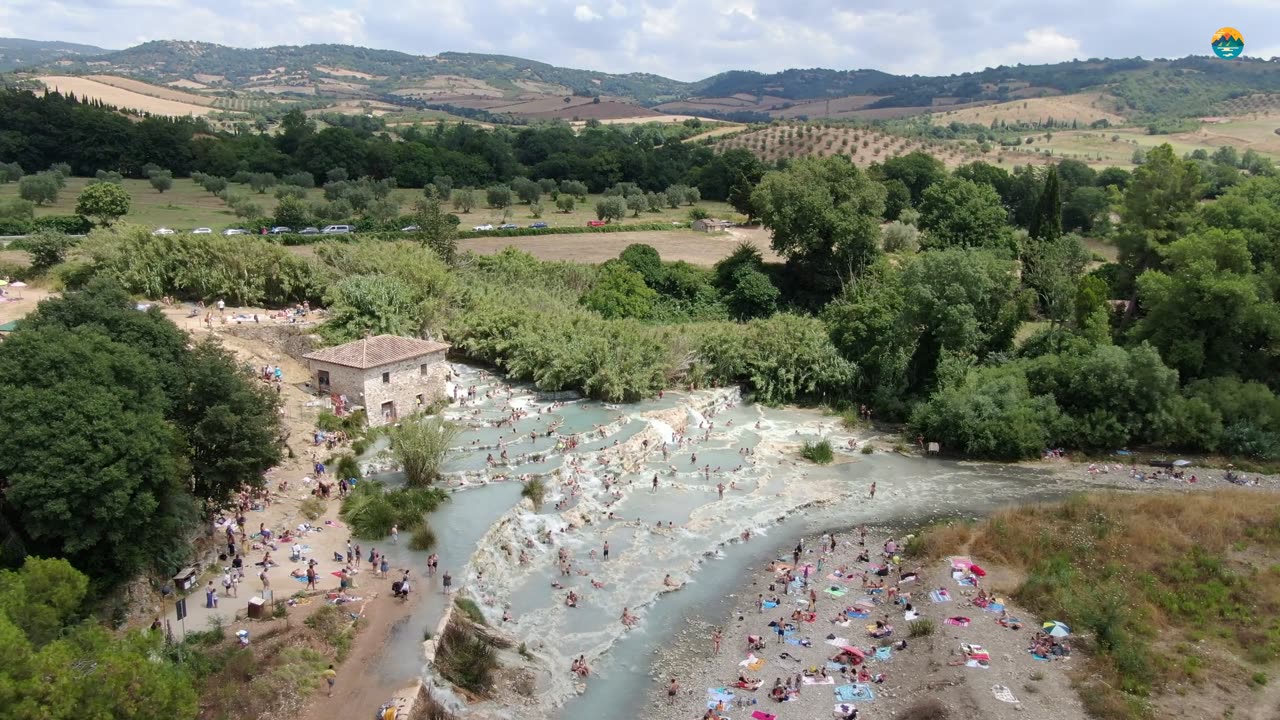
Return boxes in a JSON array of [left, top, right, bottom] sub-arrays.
[[302, 334, 450, 426]]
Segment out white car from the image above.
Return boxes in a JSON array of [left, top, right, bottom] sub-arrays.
[[321, 225, 354, 234], [222, 228, 248, 236], [472, 224, 494, 231], [191, 227, 212, 235], [152, 227, 175, 236]]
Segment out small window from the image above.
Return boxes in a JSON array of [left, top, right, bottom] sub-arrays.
[[381, 371, 390, 384], [317, 370, 330, 388], [420, 363, 428, 376]]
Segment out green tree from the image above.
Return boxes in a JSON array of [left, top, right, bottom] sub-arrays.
[[596, 196, 627, 223], [390, 415, 460, 487], [1132, 229, 1280, 385], [664, 185, 685, 209], [880, 221, 920, 253], [512, 177, 541, 205], [953, 161, 1012, 198], [1073, 275, 1111, 343], [560, 180, 588, 199], [619, 243, 663, 287], [880, 178, 911, 221], [92, 169, 123, 185], [918, 177, 1011, 251], [411, 193, 460, 264], [147, 169, 173, 193], [273, 195, 311, 228], [433, 175, 454, 198], [201, 175, 227, 195], [684, 186, 701, 205], [453, 187, 478, 213], [1116, 144, 1203, 274], [909, 365, 1059, 460], [0, 326, 188, 584], [1027, 167, 1062, 242], [25, 231, 76, 273], [1023, 233, 1089, 325], [0, 197, 34, 222], [486, 184, 513, 209], [751, 156, 886, 292], [173, 342, 282, 508], [1062, 186, 1109, 232], [321, 274, 421, 342], [726, 266, 780, 320], [74, 182, 130, 226], [581, 261, 657, 319], [555, 194, 576, 213], [627, 193, 649, 217], [248, 172, 277, 194], [879, 151, 947, 205], [0, 161, 24, 183], [18, 173, 59, 206]]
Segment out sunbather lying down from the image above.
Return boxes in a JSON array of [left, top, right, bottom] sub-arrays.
[[734, 674, 763, 690]]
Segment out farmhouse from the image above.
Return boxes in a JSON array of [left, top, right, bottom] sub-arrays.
[[692, 218, 732, 232], [302, 334, 450, 426]]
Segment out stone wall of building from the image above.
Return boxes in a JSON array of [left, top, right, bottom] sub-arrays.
[[359, 350, 448, 424]]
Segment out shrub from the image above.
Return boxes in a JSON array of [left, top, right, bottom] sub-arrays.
[[455, 597, 486, 625], [299, 497, 326, 520], [32, 215, 92, 234], [521, 477, 546, 509], [390, 415, 460, 486], [800, 438, 834, 464], [907, 618, 936, 637], [435, 620, 498, 695], [338, 481, 448, 539], [409, 523, 437, 551], [860, 444, 874, 454]]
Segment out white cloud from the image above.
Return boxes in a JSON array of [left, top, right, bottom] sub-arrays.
[[974, 27, 1081, 69], [573, 4, 601, 22]]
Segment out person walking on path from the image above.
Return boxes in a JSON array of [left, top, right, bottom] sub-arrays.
[[205, 582, 218, 609], [442, 570, 452, 594], [259, 568, 271, 593], [603, 541, 610, 561], [322, 665, 337, 697], [380, 556, 390, 578], [712, 628, 722, 654]]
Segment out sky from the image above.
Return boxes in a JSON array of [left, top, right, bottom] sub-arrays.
[[2, 0, 1279, 81]]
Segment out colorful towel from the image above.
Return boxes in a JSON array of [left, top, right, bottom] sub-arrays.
[[945, 617, 971, 627], [834, 684, 875, 702], [707, 688, 735, 703], [824, 586, 848, 597], [751, 711, 777, 720], [762, 601, 778, 609], [874, 646, 892, 661], [930, 589, 952, 603], [802, 675, 836, 685], [984, 602, 1005, 613], [949, 556, 973, 570], [739, 655, 765, 671], [952, 571, 976, 587]]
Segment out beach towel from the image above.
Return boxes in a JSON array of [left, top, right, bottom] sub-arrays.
[[786, 638, 806, 646], [826, 661, 845, 671], [984, 602, 1005, 613], [834, 619, 852, 627], [952, 571, 976, 587], [824, 586, 848, 597], [751, 711, 776, 720], [740, 655, 765, 671], [945, 617, 971, 627], [962, 643, 990, 660], [762, 601, 779, 609], [904, 609, 919, 621], [874, 646, 892, 661], [834, 684, 875, 702], [930, 589, 952, 603], [292, 575, 309, 583], [846, 610, 870, 619], [949, 556, 973, 570], [825, 637, 850, 648], [992, 684, 1019, 703], [803, 675, 836, 685], [707, 688, 735, 703]]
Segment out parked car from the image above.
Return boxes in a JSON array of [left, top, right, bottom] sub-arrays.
[[498, 223, 519, 230], [191, 227, 212, 235], [472, 224, 494, 231], [321, 225, 354, 234], [222, 228, 248, 236], [529, 222, 549, 229], [401, 225, 421, 232], [152, 227, 176, 236], [587, 220, 607, 227], [298, 227, 321, 235], [269, 226, 293, 234]]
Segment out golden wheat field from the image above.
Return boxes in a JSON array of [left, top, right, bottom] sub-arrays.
[[36, 76, 218, 116]]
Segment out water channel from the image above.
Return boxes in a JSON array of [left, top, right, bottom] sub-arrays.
[[360, 364, 1077, 718]]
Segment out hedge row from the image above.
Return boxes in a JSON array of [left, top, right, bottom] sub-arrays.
[[271, 221, 690, 246]]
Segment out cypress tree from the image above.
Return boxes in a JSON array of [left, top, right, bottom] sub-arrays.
[[1028, 167, 1062, 242]]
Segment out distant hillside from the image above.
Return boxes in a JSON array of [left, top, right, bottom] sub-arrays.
[[0, 37, 108, 72], [14, 39, 1280, 125]]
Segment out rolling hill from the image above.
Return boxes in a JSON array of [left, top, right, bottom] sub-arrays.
[[10, 39, 1280, 127], [0, 37, 109, 72]]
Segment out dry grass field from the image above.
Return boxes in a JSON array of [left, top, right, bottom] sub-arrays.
[[36, 76, 220, 116], [999, 116, 1280, 167], [712, 122, 1043, 168], [457, 226, 778, 266], [930, 92, 1126, 127], [84, 75, 219, 106]]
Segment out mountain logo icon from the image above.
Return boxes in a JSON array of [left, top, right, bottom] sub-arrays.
[[1211, 27, 1244, 59]]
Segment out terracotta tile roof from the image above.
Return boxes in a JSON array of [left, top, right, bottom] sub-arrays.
[[303, 335, 450, 370]]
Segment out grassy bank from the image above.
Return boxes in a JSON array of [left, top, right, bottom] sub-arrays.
[[911, 490, 1280, 720]]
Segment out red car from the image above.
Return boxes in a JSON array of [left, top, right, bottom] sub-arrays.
[[587, 220, 607, 227]]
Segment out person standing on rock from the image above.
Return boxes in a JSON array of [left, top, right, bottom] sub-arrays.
[[869, 482, 876, 499]]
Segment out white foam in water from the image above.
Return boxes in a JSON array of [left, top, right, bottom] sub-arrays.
[[396, 364, 1071, 718]]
